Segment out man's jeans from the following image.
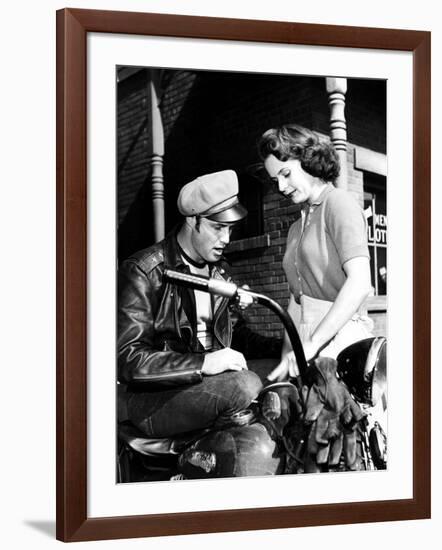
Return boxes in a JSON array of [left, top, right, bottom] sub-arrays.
[[127, 370, 262, 437]]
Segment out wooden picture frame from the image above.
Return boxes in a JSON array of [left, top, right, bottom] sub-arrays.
[[56, 7, 431, 542]]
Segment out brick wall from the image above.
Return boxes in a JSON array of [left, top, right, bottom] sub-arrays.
[[228, 197, 297, 339]]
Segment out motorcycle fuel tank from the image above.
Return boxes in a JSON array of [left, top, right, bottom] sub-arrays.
[[178, 422, 285, 479]]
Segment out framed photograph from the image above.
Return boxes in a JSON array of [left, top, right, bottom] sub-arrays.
[[56, 8, 431, 542]]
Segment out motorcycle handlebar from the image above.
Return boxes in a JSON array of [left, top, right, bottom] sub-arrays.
[[163, 269, 238, 298], [163, 268, 308, 383]]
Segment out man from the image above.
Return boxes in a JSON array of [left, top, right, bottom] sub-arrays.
[[118, 170, 275, 438]]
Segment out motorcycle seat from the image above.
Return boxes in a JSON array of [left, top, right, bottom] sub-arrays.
[[118, 422, 210, 457]]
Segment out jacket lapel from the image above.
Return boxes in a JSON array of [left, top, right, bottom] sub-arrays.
[[163, 228, 230, 350], [163, 228, 199, 349], [210, 264, 230, 315]]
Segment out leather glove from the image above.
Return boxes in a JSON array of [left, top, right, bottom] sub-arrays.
[[303, 357, 365, 472]]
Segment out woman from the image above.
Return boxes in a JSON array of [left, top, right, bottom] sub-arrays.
[[258, 124, 373, 381]]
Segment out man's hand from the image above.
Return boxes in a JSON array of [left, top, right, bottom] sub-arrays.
[[236, 285, 254, 310], [202, 348, 248, 376]]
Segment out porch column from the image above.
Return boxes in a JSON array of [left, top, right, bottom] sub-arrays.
[[326, 77, 348, 189], [147, 69, 165, 242]]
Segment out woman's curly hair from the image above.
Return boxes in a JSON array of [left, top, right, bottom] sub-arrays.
[[258, 124, 340, 183]]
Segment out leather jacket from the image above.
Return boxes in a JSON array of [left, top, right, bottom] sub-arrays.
[[118, 228, 233, 387]]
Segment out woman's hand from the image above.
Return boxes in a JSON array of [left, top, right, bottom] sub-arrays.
[[302, 338, 321, 363], [267, 339, 321, 382], [267, 351, 299, 381]]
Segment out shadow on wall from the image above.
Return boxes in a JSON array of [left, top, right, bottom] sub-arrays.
[[118, 172, 154, 263], [23, 520, 56, 538]]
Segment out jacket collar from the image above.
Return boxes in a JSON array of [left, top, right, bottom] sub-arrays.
[[163, 226, 187, 270]]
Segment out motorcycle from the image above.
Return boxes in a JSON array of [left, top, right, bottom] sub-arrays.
[[117, 269, 387, 482]]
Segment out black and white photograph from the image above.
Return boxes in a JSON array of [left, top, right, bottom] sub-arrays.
[[116, 66, 388, 483]]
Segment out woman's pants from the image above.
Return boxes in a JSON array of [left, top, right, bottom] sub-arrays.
[[294, 294, 374, 359]]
